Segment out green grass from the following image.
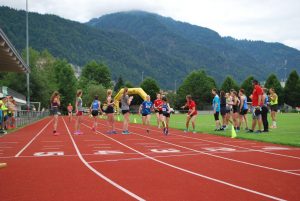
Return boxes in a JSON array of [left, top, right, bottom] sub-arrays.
[[118, 113, 300, 147]]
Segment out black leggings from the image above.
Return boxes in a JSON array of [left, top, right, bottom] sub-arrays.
[[261, 106, 269, 131]]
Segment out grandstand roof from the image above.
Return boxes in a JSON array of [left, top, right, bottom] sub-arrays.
[[0, 28, 29, 73]]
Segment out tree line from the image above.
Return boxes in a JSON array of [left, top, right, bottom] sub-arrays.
[[0, 48, 299, 111]]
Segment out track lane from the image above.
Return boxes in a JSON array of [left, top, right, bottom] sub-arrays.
[[82, 117, 300, 200]]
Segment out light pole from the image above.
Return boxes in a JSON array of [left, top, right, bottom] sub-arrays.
[[26, 0, 30, 110]]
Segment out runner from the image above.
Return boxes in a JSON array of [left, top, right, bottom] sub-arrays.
[[153, 93, 163, 128], [50, 91, 60, 135], [105, 89, 117, 134], [181, 95, 197, 133], [161, 96, 171, 135], [269, 88, 278, 128], [239, 89, 249, 130], [212, 88, 223, 131], [247, 80, 263, 133], [67, 103, 73, 122], [225, 92, 233, 128], [139, 95, 153, 134], [121, 88, 133, 134], [74, 90, 84, 135], [90, 96, 102, 132]]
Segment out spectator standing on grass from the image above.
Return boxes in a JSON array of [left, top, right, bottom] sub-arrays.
[[50, 91, 60, 136], [247, 80, 263, 133], [0, 97, 6, 134], [231, 91, 240, 131], [269, 88, 278, 128], [239, 89, 249, 130], [220, 91, 227, 129], [212, 88, 223, 131], [121, 88, 133, 134], [74, 90, 84, 135], [181, 95, 197, 133], [139, 95, 153, 134], [261, 88, 269, 132]]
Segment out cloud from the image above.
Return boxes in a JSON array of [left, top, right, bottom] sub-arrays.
[[1, 0, 300, 50]]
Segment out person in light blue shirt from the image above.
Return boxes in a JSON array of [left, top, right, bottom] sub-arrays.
[[139, 95, 153, 134], [212, 88, 223, 131]]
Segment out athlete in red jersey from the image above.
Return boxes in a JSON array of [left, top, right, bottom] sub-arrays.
[[153, 93, 163, 128], [181, 95, 197, 133]]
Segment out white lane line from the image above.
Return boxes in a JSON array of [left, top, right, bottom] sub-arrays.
[[134, 131, 300, 177], [284, 169, 300, 172], [63, 118, 145, 201], [82, 123, 286, 201], [130, 124, 300, 160], [15, 120, 53, 157], [96, 121, 300, 177]]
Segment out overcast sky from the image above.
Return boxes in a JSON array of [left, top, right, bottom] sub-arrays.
[[1, 0, 300, 50]]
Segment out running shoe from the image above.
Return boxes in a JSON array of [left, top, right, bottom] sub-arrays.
[[74, 131, 80, 135], [112, 130, 118, 134], [106, 131, 113, 134], [192, 130, 196, 134], [91, 127, 96, 132], [54, 132, 60, 136], [146, 129, 150, 134], [246, 129, 254, 133], [184, 129, 188, 133], [122, 131, 127, 134], [254, 130, 262, 134]]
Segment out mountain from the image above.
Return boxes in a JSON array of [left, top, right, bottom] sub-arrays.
[[1, 7, 300, 89]]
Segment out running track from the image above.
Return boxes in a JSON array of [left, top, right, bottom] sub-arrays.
[[1, 116, 300, 201]]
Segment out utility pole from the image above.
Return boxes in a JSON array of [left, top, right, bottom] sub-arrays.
[[26, 0, 30, 110]]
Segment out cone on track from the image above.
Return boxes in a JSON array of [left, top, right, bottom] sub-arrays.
[[117, 115, 120, 122], [134, 118, 137, 124], [0, 163, 7, 169], [231, 125, 237, 138]]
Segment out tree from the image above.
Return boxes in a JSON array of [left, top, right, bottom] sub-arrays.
[[177, 70, 216, 109], [220, 76, 239, 92], [53, 59, 77, 111], [81, 61, 112, 88], [240, 76, 254, 98], [264, 74, 284, 105], [84, 84, 107, 107], [284, 70, 300, 107], [114, 76, 124, 92], [140, 77, 160, 101]]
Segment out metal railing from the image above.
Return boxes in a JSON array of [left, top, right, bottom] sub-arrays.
[[14, 110, 50, 128]]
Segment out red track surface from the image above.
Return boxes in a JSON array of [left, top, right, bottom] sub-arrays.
[[1, 116, 300, 201]]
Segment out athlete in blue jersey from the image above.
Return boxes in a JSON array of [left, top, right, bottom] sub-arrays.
[[139, 95, 153, 134], [161, 96, 171, 135], [212, 88, 223, 131], [90, 95, 102, 132], [238, 89, 249, 130]]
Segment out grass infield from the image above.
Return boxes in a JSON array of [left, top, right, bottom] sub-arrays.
[[121, 112, 300, 147]]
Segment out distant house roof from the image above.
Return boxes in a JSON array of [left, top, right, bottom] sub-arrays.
[[0, 28, 29, 73]]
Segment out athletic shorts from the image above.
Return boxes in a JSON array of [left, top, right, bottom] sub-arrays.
[[239, 109, 248, 115], [251, 106, 261, 119], [122, 110, 130, 115], [51, 107, 58, 115], [214, 112, 219, 121], [188, 113, 197, 117], [91, 110, 99, 117], [163, 113, 170, 118], [76, 111, 83, 116], [68, 111, 72, 114], [220, 107, 226, 116], [270, 104, 278, 112], [106, 106, 114, 114], [142, 113, 150, 117], [232, 106, 239, 113]]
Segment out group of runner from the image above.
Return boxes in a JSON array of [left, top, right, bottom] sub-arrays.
[[211, 80, 279, 133], [50, 88, 198, 136], [50, 79, 278, 136], [0, 96, 17, 134]]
